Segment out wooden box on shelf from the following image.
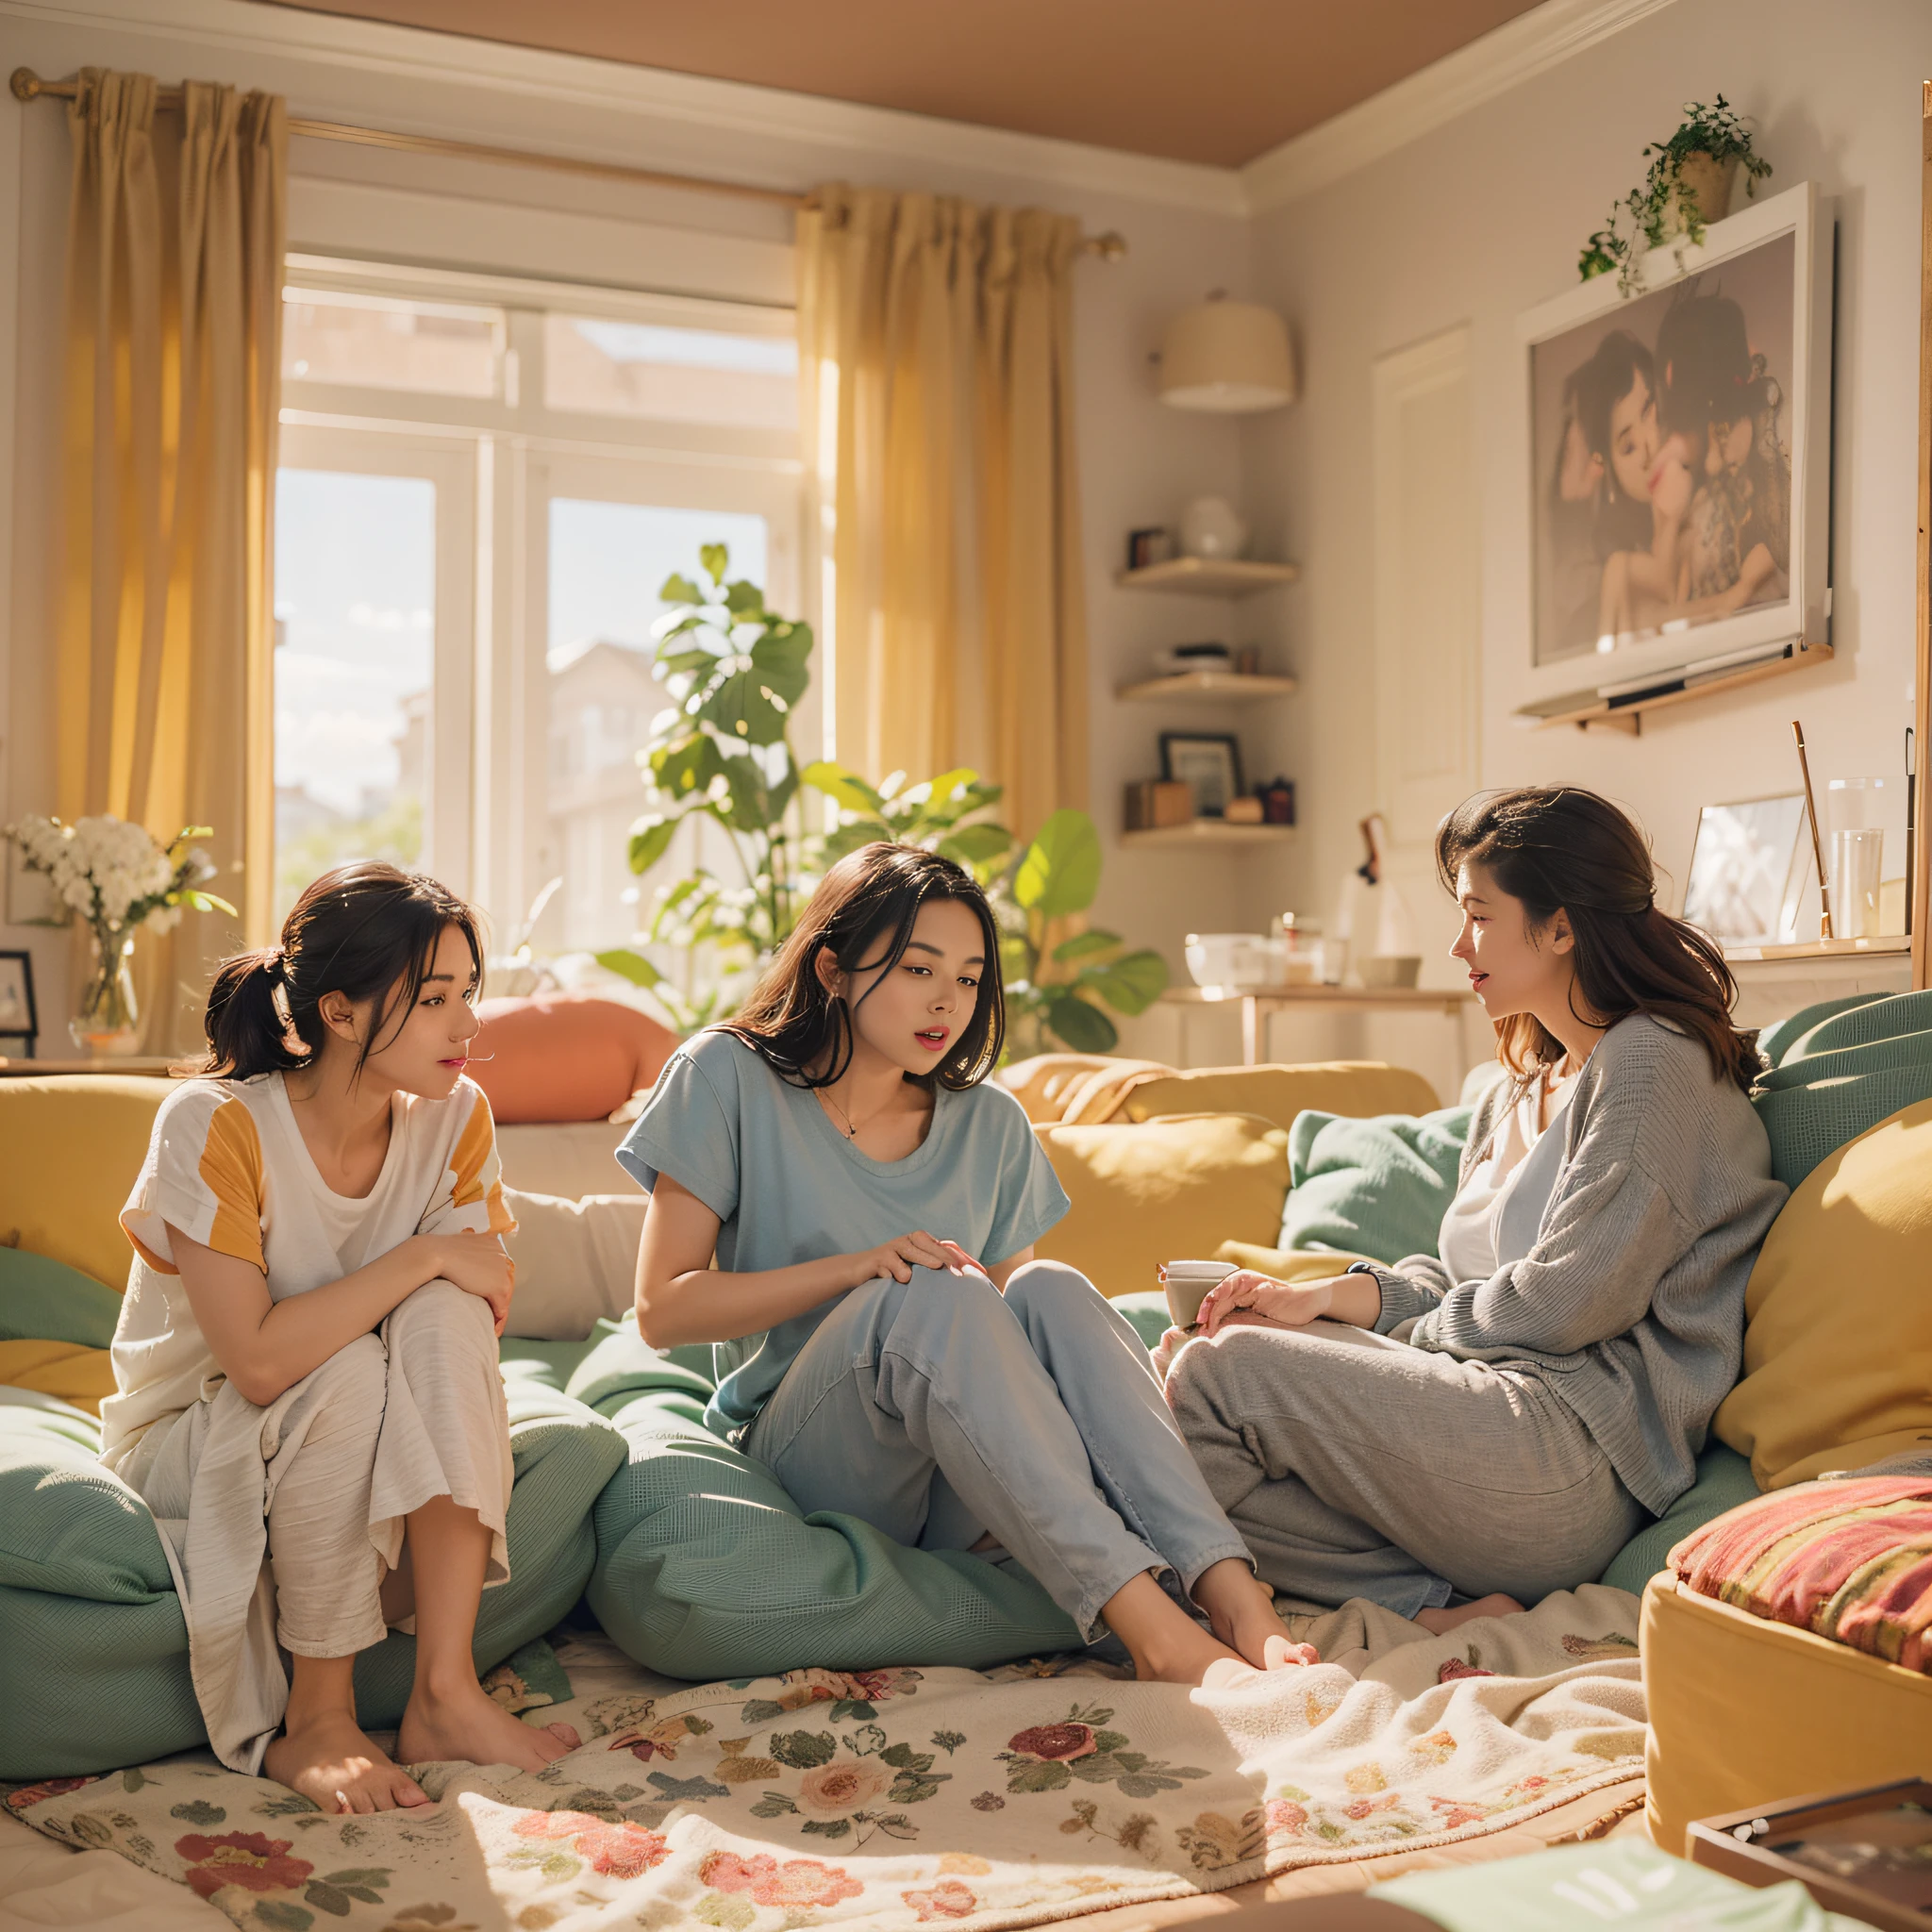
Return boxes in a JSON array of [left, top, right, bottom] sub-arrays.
[[1124, 779, 1193, 830]]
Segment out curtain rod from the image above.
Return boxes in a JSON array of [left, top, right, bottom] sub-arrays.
[[10, 68, 1129, 261]]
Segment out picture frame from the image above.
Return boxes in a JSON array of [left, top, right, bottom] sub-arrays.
[[1517, 181, 1832, 713], [1681, 792, 1811, 946], [0, 949, 38, 1057], [1159, 732, 1243, 818]]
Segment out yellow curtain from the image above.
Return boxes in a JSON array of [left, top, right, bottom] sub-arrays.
[[797, 185, 1088, 840], [58, 69, 286, 1047]]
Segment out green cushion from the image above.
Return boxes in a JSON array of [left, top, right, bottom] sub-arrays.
[[1596, 1441, 1759, 1595], [1110, 1291, 1171, 1351], [1278, 1107, 1474, 1264], [0, 1366, 625, 1780], [1753, 1008, 1932, 1192], [1755, 993, 1881, 1069], [585, 1319, 1082, 1681], [0, 1245, 125, 1348]]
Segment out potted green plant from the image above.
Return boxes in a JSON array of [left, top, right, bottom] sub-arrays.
[[1579, 97, 1772, 295]]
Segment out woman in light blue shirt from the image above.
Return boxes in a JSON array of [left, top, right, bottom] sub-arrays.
[[621, 842, 1312, 1686]]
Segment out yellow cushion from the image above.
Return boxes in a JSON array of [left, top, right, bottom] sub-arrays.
[[0, 1338, 115, 1414], [1641, 1574, 1932, 1854], [1120, 1062, 1440, 1130], [1715, 1097, 1932, 1489], [0, 1076, 175, 1290], [1035, 1112, 1290, 1298]]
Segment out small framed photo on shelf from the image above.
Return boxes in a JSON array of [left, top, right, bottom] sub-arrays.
[[0, 949, 38, 1057], [1159, 732, 1243, 818], [1682, 792, 1810, 946], [1125, 526, 1173, 572]]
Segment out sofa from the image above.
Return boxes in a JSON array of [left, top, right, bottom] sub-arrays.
[[3, 1010, 1928, 1813]]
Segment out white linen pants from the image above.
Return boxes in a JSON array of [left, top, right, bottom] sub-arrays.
[[123, 1280, 514, 1771]]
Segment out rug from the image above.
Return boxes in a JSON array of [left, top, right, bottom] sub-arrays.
[[3, 1588, 1646, 1932]]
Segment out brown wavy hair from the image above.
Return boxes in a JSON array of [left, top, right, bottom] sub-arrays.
[[1437, 787, 1758, 1092], [723, 841, 1003, 1091]]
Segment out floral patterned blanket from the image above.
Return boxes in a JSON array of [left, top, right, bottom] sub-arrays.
[[4, 1587, 1646, 1932]]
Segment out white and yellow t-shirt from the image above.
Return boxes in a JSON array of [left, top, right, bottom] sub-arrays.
[[100, 1072, 513, 1470]]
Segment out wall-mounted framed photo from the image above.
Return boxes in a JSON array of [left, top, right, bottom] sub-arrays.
[[1681, 793, 1811, 947], [1159, 732, 1243, 818], [1519, 181, 1832, 712], [0, 950, 38, 1058]]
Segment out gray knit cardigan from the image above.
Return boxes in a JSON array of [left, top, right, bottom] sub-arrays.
[[1353, 1012, 1786, 1515]]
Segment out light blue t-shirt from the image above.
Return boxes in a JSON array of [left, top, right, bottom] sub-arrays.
[[615, 1027, 1070, 1439]]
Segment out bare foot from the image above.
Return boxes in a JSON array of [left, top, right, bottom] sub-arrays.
[[1192, 1560, 1323, 1671], [264, 1710, 430, 1814], [1129, 1617, 1251, 1686], [397, 1680, 575, 1774], [1416, 1591, 1525, 1637]]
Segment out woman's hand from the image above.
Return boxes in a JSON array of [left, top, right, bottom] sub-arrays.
[[1196, 1270, 1382, 1337], [1197, 1271, 1335, 1336], [428, 1231, 515, 1334], [849, 1230, 953, 1287]]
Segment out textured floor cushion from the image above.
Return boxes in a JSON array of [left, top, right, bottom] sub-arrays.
[[1641, 1573, 1932, 1853], [1596, 1441, 1758, 1595], [1279, 1106, 1474, 1264], [582, 1320, 1083, 1681], [0, 1372, 625, 1779], [1670, 1473, 1932, 1669]]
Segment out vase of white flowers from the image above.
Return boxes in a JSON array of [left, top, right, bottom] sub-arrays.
[[5, 815, 234, 1055]]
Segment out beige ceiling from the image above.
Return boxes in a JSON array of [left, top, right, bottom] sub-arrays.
[[257, 0, 1544, 169]]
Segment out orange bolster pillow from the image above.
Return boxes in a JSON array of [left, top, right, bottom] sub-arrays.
[[469, 995, 679, 1125]]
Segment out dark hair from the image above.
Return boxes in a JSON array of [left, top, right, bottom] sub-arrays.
[[1565, 329, 1656, 558], [1657, 291, 1774, 439], [203, 861, 484, 1082], [1436, 786, 1758, 1092], [724, 842, 1004, 1091]]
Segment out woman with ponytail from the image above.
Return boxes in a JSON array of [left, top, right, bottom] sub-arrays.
[[100, 861, 573, 1811], [1166, 787, 1786, 1627]]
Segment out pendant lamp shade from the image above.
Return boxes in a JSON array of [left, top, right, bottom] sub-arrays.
[[1158, 296, 1296, 412]]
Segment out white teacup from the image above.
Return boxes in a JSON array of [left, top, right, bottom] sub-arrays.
[[1158, 1258, 1237, 1330]]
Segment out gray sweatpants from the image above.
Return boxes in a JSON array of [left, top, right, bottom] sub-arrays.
[[744, 1260, 1253, 1640], [1165, 1319, 1647, 1620]]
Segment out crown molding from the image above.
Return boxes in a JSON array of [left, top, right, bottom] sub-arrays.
[[1241, 0, 1678, 213], [0, 0, 1249, 218]]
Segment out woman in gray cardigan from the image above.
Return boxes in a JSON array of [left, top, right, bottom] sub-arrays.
[[1164, 786, 1785, 1632]]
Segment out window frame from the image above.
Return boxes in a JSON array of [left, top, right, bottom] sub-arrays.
[[272, 255, 805, 950]]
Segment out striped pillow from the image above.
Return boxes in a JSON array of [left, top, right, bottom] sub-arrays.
[[1670, 1476, 1932, 1673]]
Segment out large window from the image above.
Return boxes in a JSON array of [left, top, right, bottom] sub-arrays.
[[274, 263, 802, 957]]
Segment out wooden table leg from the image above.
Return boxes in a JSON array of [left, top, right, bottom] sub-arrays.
[[1242, 997, 1260, 1066]]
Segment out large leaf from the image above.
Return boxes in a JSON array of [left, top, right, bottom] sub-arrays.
[[626, 814, 679, 874], [1013, 810, 1102, 918], [939, 823, 1013, 869], [650, 734, 727, 799], [801, 761, 886, 815], [821, 819, 892, 865], [1042, 990, 1118, 1054], [1053, 927, 1121, 964], [724, 578, 765, 617], [1078, 947, 1168, 1016], [698, 543, 729, 585], [659, 572, 705, 606], [749, 625, 813, 707], [595, 947, 665, 989]]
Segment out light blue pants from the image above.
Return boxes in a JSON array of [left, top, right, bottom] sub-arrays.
[[743, 1260, 1253, 1640]]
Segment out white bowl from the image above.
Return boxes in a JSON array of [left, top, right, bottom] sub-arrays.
[[1185, 932, 1280, 990]]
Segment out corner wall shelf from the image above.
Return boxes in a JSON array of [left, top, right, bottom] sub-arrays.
[[1720, 934, 1909, 964], [1517, 641, 1835, 736], [1116, 670, 1298, 703], [1120, 822, 1294, 851], [1116, 558, 1299, 597]]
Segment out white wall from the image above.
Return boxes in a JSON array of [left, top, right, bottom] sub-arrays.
[[0, 0, 1253, 1040], [1244, 0, 1932, 1008]]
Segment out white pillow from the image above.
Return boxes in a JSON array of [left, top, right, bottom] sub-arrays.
[[502, 1187, 646, 1341]]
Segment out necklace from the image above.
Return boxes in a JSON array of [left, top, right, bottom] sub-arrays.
[[817, 1082, 888, 1140]]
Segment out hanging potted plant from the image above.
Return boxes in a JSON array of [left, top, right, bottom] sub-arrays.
[[1579, 97, 1772, 295]]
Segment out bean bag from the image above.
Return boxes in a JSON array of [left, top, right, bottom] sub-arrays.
[[1278, 1106, 1474, 1264], [581, 1318, 1088, 1681], [469, 994, 678, 1124], [0, 1357, 625, 1779]]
